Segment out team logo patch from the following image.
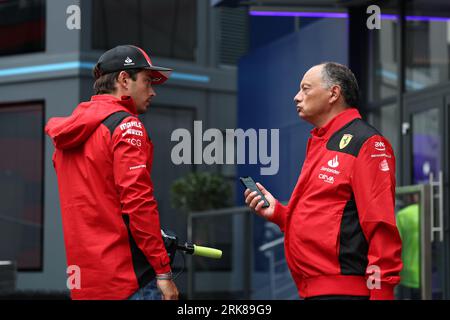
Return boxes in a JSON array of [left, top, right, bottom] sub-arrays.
[[339, 134, 353, 149]]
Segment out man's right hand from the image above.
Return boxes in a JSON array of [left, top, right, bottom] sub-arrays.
[[157, 279, 179, 300], [244, 182, 276, 220]]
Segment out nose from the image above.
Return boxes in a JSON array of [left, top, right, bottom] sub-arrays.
[[294, 91, 303, 104], [149, 85, 156, 97]]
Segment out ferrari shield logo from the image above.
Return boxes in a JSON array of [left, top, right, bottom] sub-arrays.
[[339, 134, 353, 149]]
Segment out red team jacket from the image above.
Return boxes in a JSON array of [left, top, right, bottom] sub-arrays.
[[268, 108, 403, 300], [45, 95, 171, 299]]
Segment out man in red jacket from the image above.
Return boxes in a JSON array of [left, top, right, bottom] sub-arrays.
[[45, 45, 179, 300], [245, 62, 403, 300]]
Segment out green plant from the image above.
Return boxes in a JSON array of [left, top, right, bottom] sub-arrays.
[[170, 172, 232, 212]]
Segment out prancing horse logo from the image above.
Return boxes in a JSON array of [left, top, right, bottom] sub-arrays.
[[339, 134, 353, 149]]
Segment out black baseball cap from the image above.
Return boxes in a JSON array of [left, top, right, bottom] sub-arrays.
[[94, 45, 172, 85]]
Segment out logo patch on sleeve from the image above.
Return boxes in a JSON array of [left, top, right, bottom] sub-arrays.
[[122, 129, 144, 138], [379, 159, 390, 171], [374, 141, 386, 151]]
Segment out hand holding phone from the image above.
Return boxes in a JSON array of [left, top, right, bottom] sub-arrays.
[[240, 176, 270, 208]]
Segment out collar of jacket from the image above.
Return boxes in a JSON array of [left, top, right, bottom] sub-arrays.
[[91, 94, 138, 115], [310, 107, 361, 140]]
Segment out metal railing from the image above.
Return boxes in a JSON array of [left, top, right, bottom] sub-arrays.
[[186, 204, 298, 300], [187, 206, 253, 299], [258, 236, 297, 300], [429, 171, 444, 242]]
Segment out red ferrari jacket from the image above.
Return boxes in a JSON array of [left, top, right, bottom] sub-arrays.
[[45, 95, 171, 300], [269, 108, 402, 300]]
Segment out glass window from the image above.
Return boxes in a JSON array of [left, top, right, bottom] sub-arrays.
[[92, 0, 197, 61], [405, 0, 450, 91], [367, 103, 399, 156], [411, 108, 440, 184], [368, 1, 399, 104], [0, 0, 45, 56], [0, 103, 44, 270]]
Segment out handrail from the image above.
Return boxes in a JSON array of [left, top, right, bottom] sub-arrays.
[[187, 206, 253, 299], [0, 214, 42, 228], [259, 236, 284, 252]]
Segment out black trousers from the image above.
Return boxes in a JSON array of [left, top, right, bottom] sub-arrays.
[[305, 295, 370, 300]]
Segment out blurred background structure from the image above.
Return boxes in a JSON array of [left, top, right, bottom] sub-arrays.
[[0, 0, 449, 299]]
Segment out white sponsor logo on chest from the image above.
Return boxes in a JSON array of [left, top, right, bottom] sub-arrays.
[[320, 155, 341, 175], [328, 155, 339, 168], [318, 173, 335, 184], [320, 166, 340, 175]]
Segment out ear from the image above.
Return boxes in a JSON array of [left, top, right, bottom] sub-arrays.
[[116, 71, 130, 90], [329, 85, 341, 104]]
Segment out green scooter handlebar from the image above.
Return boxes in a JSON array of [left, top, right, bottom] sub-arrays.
[[177, 243, 222, 259], [193, 245, 222, 259], [162, 229, 222, 260]]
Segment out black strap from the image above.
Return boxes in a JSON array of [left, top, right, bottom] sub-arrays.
[[102, 111, 133, 135]]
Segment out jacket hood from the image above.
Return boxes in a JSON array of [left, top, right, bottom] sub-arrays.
[[45, 95, 137, 150]]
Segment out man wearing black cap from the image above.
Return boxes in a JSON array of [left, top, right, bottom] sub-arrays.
[[45, 45, 179, 300]]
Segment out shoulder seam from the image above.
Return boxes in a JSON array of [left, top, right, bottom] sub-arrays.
[[328, 118, 360, 143], [102, 111, 134, 136]]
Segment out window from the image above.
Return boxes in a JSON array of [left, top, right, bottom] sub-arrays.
[[217, 6, 249, 65], [405, 0, 450, 91], [0, 0, 45, 56], [0, 102, 44, 270], [368, 0, 399, 104], [92, 0, 197, 61]]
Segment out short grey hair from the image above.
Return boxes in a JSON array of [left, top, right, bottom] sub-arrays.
[[320, 62, 360, 108]]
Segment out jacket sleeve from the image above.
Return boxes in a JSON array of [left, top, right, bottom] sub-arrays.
[[111, 116, 171, 275], [268, 200, 288, 233], [351, 135, 403, 300]]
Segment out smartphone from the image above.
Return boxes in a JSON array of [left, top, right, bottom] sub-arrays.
[[239, 176, 270, 208]]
